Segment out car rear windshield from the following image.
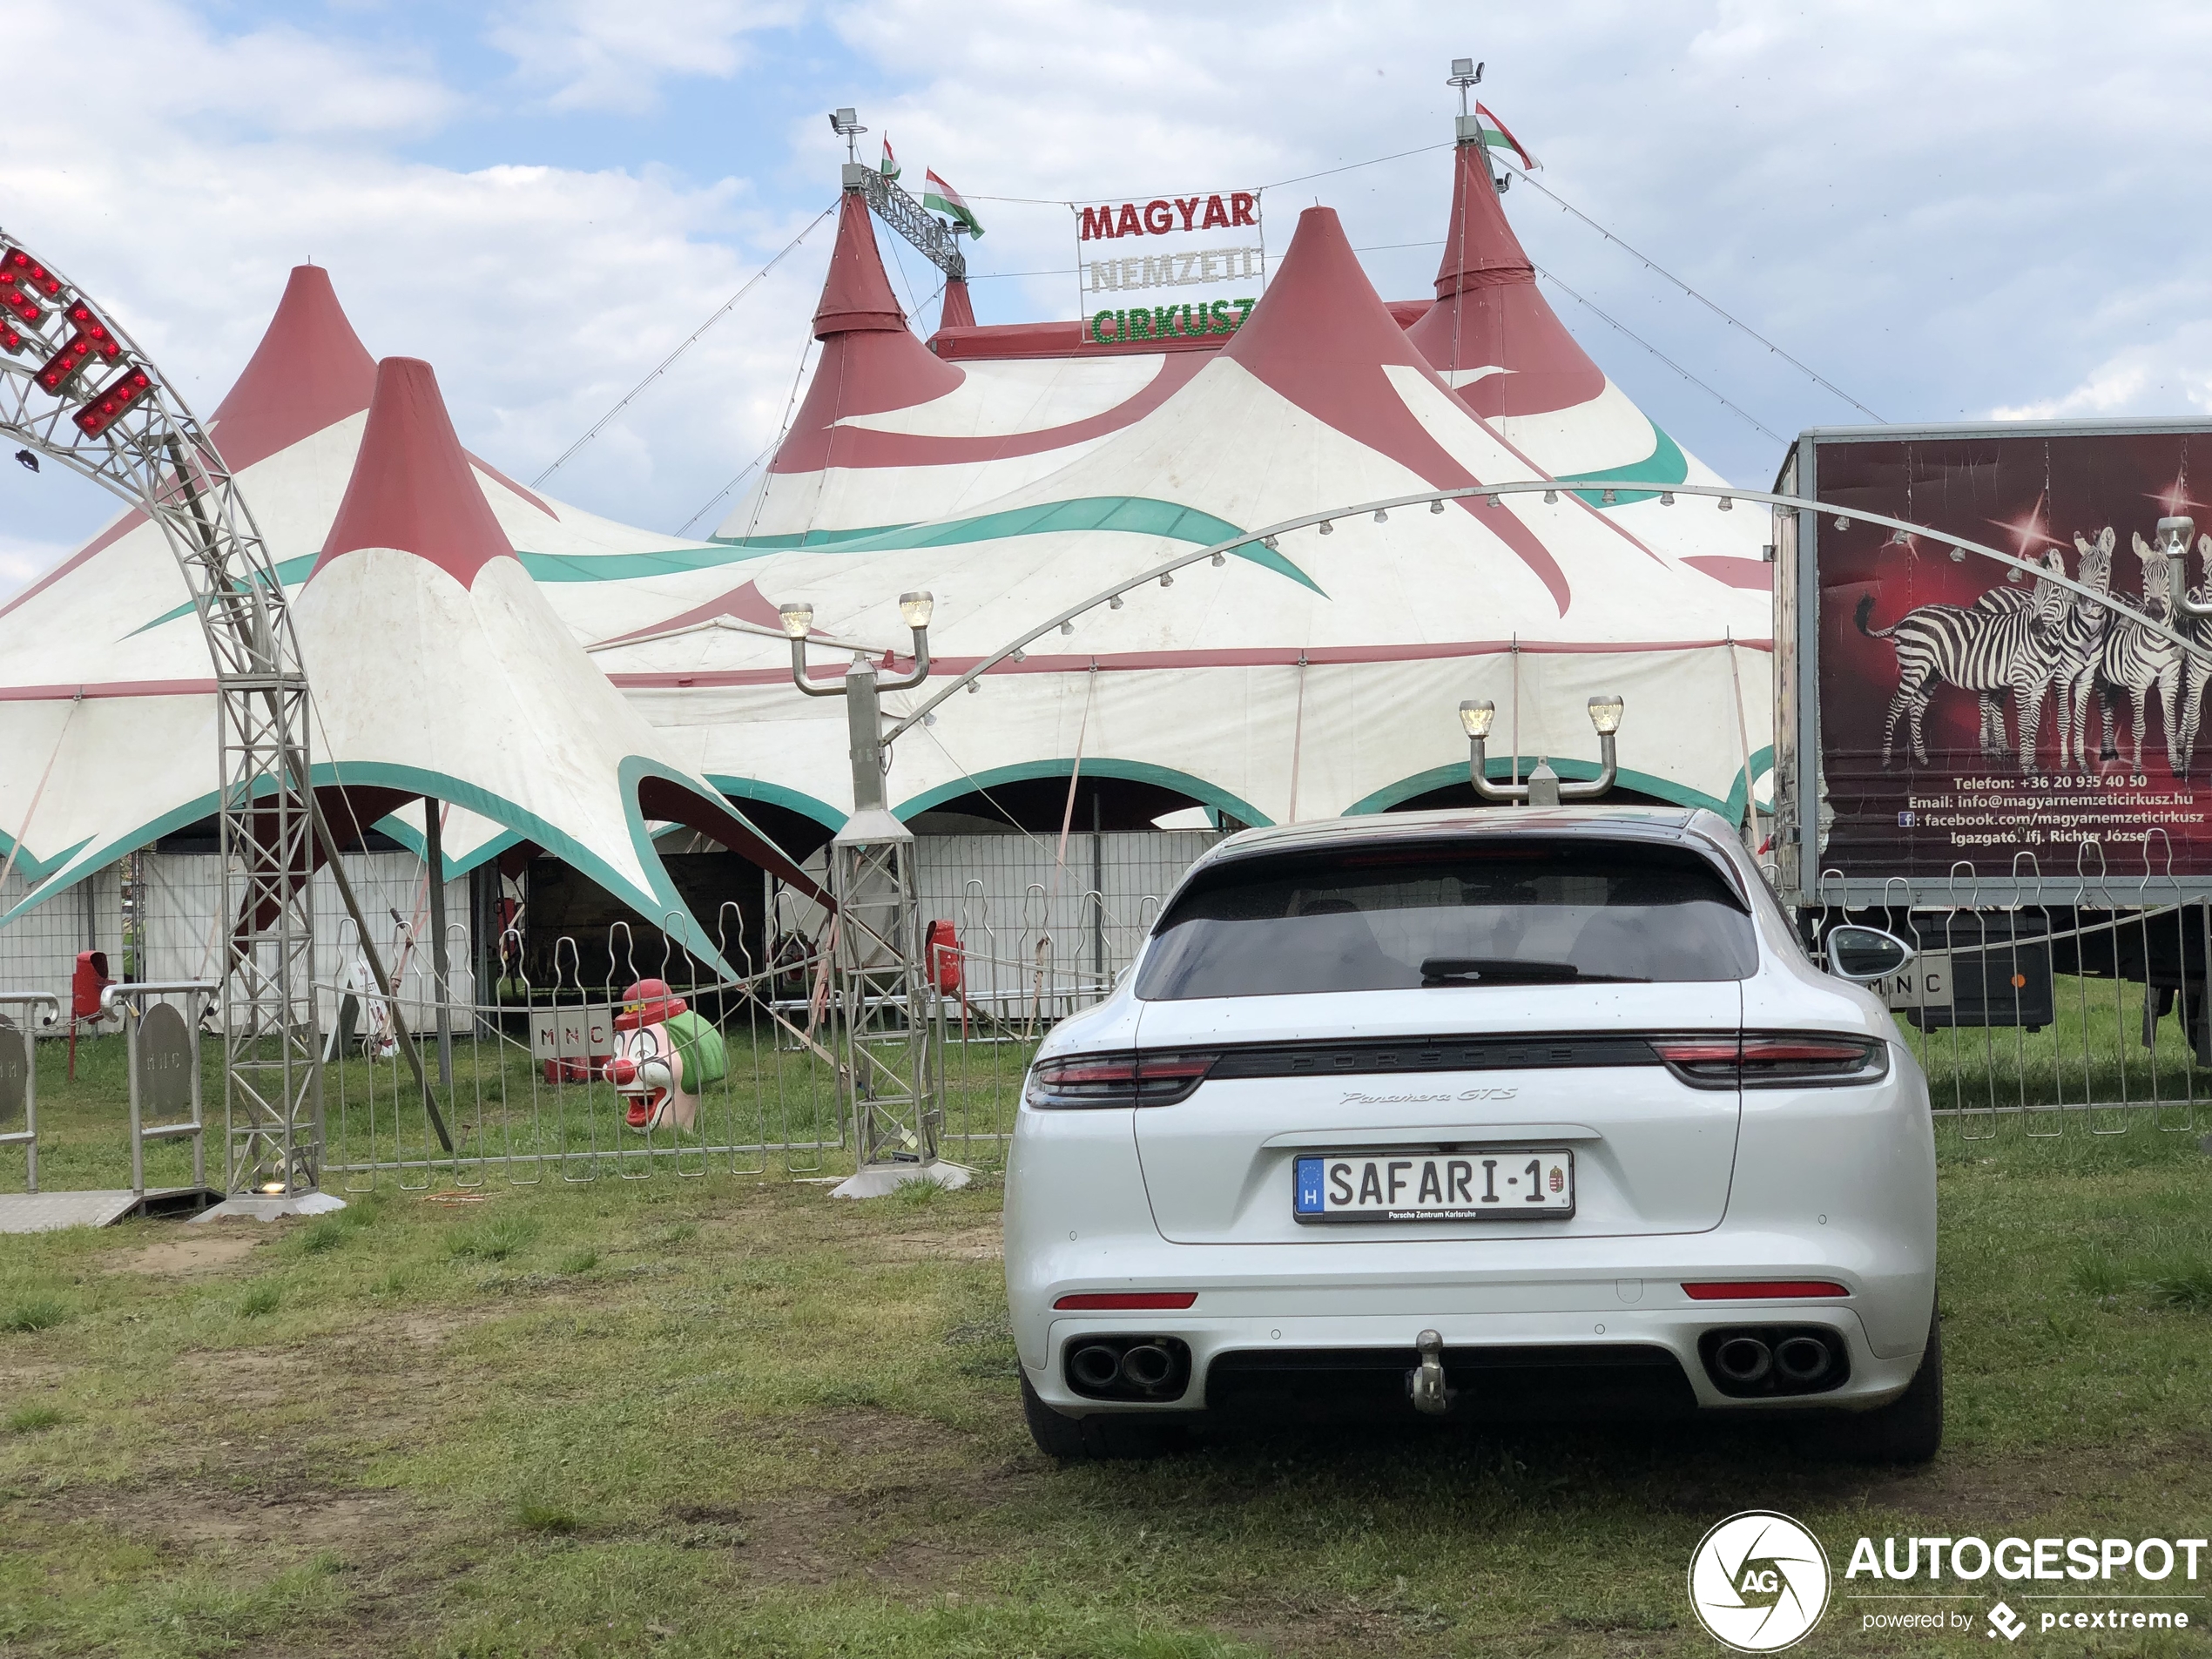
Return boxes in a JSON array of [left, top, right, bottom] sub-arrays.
[[1134, 838, 1757, 1001]]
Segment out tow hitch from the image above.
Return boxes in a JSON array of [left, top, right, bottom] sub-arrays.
[[1406, 1328, 1455, 1416]]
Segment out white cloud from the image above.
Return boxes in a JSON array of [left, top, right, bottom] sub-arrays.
[[1993, 321, 2212, 421], [13, 0, 456, 138], [0, 0, 834, 568], [488, 0, 803, 112]]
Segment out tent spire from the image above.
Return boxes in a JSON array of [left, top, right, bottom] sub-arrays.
[[1405, 130, 1605, 420], [761, 185, 963, 480], [937, 276, 975, 331], [206, 265, 377, 473], [813, 191, 908, 337], [1226, 205, 1572, 615], [316, 358, 514, 590]]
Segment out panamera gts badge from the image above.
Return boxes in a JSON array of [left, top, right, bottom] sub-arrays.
[[1339, 1087, 1519, 1105]]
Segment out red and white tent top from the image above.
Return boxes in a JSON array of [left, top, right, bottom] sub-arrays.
[[290, 355, 805, 966], [711, 129, 1770, 594], [594, 202, 1775, 835], [0, 266, 810, 922], [715, 192, 1213, 545]]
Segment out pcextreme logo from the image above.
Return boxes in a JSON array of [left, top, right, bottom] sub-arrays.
[[1689, 1511, 1832, 1652]]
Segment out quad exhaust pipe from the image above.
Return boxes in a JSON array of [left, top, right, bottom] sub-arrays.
[[1713, 1335, 1773, 1386], [1699, 1326, 1846, 1396], [1069, 1344, 1123, 1392], [1120, 1342, 1176, 1391], [1775, 1335, 1834, 1385], [1065, 1338, 1190, 1399]]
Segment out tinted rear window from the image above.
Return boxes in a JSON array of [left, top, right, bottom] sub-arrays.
[[1134, 839, 1757, 1001]]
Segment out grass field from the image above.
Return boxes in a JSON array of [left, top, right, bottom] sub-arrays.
[[3, 1044, 2210, 1655]]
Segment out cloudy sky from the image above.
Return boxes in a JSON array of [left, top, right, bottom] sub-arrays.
[[2, 0, 2207, 600]]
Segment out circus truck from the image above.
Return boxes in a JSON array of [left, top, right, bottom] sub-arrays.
[[1766, 416, 2212, 1051]]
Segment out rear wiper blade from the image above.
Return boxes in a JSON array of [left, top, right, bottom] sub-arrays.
[[1420, 956, 1648, 986]]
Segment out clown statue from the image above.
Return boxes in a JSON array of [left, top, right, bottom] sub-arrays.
[[606, 978, 726, 1133]]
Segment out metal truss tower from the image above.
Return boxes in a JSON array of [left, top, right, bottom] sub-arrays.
[[0, 234, 423, 1204]]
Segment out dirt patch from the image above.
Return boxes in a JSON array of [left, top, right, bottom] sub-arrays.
[[719, 1480, 1007, 1590], [17, 1479, 421, 1561], [179, 1346, 316, 1406], [871, 1223, 1002, 1263], [166, 1487, 412, 1550], [392, 1308, 493, 1346], [0, 1358, 72, 1393], [752, 1406, 939, 1462], [686, 1408, 1032, 1590], [109, 1231, 265, 1277]]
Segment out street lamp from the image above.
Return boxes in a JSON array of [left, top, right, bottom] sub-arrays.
[[779, 591, 965, 1198], [2162, 518, 2212, 619], [1460, 695, 1624, 807], [785, 593, 933, 819]]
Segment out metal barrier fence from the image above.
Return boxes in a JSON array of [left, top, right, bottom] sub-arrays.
[[324, 914, 840, 1190], [106, 980, 212, 1195], [1806, 852, 2212, 1139], [0, 991, 57, 1190], [318, 878, 1166, 1190]]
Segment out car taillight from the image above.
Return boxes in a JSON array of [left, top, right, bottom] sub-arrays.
[[1053, 1291, 1198, 1310], [1652, 1033, 1886, 1089], [1025, 1050, 1217, 1109], [1683, 1280, 1850, 1300]]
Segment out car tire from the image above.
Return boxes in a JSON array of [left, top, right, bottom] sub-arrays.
[[1021, 1372, 1179, 1462], [1829, 1301, 1943, 1465]]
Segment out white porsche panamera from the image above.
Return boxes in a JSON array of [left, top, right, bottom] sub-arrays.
[[1003, 806, 1941, 1463]]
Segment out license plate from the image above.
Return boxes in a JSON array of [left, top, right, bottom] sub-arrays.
[[1878, 950, 1952, 1010], [1293, 1150, 1575, 1222]]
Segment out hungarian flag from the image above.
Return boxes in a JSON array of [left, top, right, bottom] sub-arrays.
[[922, 170, 983, 238], [880, 136, 900, 182], [1474, 102, 1539, 171]]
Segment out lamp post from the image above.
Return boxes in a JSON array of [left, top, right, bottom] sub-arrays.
[[2164, 518, 2211, 620], [1460, 695, 1624, 807], [781, 592, 968, 1197]]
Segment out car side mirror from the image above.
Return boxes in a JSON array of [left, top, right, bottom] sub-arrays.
[[1825, 924, 1914, 984]]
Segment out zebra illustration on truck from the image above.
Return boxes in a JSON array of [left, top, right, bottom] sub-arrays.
[[1854, 526, 2207, 776], [1856, 548, 2069, 768], [2092, 531, 2182, 777], [2168, 534, 2212, 778]]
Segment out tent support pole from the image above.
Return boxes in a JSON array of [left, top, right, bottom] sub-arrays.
[[425, 799, 454, 1088]]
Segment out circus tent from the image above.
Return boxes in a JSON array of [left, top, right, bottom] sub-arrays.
[[290, 354, 799, 969], [0, 266, 814, 941], [3, 111, 1779, 953], [588, 136, 1778, 849]]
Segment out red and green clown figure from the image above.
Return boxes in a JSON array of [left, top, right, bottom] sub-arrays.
[[606, 979, 727, 1132]]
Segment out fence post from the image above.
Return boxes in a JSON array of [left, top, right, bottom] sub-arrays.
[[104, 981, 219, 1204], [0, 992, 57, 1193]]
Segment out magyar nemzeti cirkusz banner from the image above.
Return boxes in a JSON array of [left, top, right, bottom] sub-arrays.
[[1074, 188, 1266, 347]]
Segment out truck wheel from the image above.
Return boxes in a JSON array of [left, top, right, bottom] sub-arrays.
[[1829, 1302, 1943, 1465], [1021, 1372, 1178, 1462]]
